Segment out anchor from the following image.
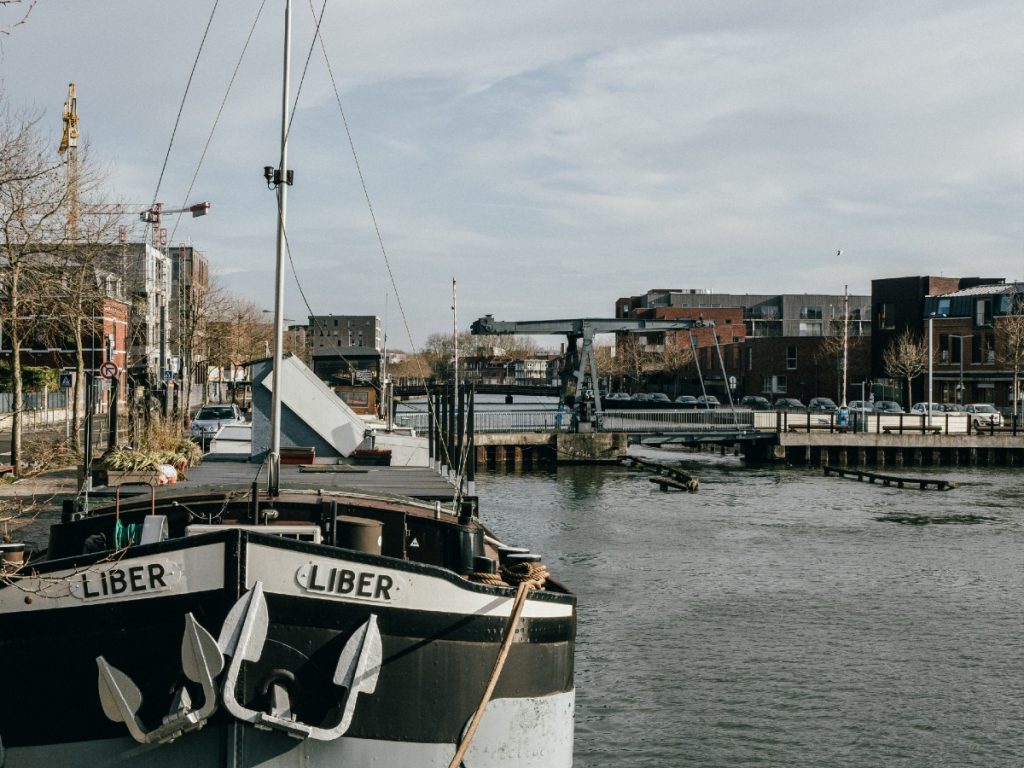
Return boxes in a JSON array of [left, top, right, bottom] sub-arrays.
[[96, 613, 223, 744], [218, 581, 382, 740]]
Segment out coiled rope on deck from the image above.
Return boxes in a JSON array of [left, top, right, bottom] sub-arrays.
[[469, 559, 549, 589], [502, 560, 549, 588], [447, 578, 543, 768]]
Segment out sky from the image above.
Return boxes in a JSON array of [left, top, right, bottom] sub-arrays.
[[2, 1, 1022, 351]]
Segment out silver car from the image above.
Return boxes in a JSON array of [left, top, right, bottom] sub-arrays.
[[190, 404, 247, 445]]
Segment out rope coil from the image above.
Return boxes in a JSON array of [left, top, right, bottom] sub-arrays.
[[501, 560, 549, 588]]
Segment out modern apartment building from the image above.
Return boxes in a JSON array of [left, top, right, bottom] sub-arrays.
[[307, 314, 382, 352]]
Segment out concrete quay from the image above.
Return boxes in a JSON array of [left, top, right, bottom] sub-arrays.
[[763, 431, 1024, 468], [474, 432, 628, 468]]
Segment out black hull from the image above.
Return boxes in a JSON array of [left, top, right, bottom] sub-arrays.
[[0, 529, 575, 762]]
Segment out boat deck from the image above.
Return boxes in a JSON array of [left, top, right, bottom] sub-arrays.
[[178, 461, 461, 503]]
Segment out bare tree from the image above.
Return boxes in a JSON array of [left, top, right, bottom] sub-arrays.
[[54, 156, 121, 451], [815, 319, 866, 402], [662, 335, 695, 375], [0, 102, 69, 475], [0, 0, 36, 36], [883, 329, 928, 407], [202, 294, 271, 403], [996, 291, 1024, 418], [615, 334, 655, 392]]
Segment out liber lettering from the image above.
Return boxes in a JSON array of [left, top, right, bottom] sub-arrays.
[[79, 563, 170, 600], [302, 563, 394, 601]]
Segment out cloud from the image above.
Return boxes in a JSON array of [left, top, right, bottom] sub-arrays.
[[2, 0, 1021, 345]]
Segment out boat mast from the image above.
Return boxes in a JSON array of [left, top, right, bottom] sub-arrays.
[[452, 277, 458, 414], [268, 0, 293, 495]]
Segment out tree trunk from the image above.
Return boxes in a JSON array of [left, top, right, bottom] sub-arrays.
[[10, 337, 23, 476], [72, 319, 86, 453]]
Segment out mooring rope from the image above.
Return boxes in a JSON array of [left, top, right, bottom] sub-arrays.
[[468, 571, 506, 587], [447, 578, 542, 768], [501, 560, 549, 588]]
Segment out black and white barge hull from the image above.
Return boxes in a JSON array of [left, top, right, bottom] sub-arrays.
[[0, 487, 575, 767]]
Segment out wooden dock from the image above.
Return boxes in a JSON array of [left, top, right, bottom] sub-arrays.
[[822, 465, 957, 490], [622, 455, 700, 492]]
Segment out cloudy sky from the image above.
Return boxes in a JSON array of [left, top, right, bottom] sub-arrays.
[[2, 1, 1021, 349]]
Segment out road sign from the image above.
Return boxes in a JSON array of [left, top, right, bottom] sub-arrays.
[[59, 372, 74, 388], [99, 361, 118, 380], [163, 369, 174, 381]]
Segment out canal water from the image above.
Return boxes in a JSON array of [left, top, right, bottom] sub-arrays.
[[476, 449, 1023, 767]]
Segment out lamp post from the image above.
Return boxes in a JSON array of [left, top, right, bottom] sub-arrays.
[[950, 334, 972, 404], [841, 279, 849, 407], [927, 311, 947, 423]]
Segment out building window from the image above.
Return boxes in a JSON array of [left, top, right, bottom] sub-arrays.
[[762, 374, 787, 394], [800, 306, 822, 320], [798, 322, 823, 337], [786, 346, 798, 370], [878, 302, 896, 330], [975, 298, 993, 327]]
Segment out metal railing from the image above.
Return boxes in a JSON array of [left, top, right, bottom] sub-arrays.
[[396, 406, 1024, 438], [598, 408, 753, 433], [0, 390, 68, 412], [397, 408, 564, 433]]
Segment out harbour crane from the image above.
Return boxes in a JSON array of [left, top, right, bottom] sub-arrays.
[[470, 315, 715, 416]]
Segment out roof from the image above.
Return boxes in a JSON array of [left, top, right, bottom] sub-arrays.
[[937, 282, 1022, 298]]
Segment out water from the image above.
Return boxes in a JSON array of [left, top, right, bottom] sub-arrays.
[[475, 450, 1024, 767]]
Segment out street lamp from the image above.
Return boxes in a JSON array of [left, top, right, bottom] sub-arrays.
[[928, 311, 947, 423], [950, 334, 972, 404]]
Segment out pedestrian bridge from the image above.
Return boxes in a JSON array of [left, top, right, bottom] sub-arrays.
[[394, 407, 986, 443]]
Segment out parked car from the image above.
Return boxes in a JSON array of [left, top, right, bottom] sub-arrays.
[[604, 392, 631, 401], [910, 402, 945, 415], [648, 392, 671, 403], [738, 395, 771, 410], [873, 401, 904, 413], [964, 403, 1003, 427], [941, 403, 966, 413], [630, 393, 652, 402], [674, 395, 699, 407], [773, 398, 806, 410], [847, 400, 873, 413], [190, 403, 247, 446], [808, 397, 837, 411], [695, 395, 720, 408]]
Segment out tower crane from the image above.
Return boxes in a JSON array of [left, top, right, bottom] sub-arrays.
[[470, 315, 714, 417], [58, 83, 79, 242]]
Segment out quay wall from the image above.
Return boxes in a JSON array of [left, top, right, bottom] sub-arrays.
[[473, 432, 628, 468], [469, 430, 1024, 470], [758, 433, 1024, 468]]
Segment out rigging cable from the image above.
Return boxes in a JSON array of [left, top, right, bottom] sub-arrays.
[[150, 0, 221, 208], [307, 0, 422, 369], [304, 1, 457, 476], [169, 0, 270, 243], [268, 2, 459, 476]]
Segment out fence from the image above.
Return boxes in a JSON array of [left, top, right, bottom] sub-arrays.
[[397, 405, 1009, 438], [396, 408, 564, 433], [0, 390, 68, 412]]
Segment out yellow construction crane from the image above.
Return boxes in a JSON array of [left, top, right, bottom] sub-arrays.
[[59, 83, 79, 242], [59, 82, 79, 153]]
